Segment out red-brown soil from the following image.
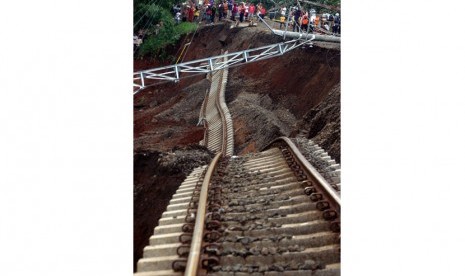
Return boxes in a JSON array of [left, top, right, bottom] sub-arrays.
[[133, 151, 183, 271]]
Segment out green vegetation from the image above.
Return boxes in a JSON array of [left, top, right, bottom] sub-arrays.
[[133, 0, 340, 59], [175, 22, 198, 35], [134, 0, 198, 59]]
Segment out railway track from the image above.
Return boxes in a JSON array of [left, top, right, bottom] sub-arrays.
[[135, 58, 340, 276], [199, 52, 234, 156]]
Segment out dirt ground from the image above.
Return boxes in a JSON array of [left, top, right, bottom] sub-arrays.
[[133, 22, 340, 271], [133, 145, 213, 270]]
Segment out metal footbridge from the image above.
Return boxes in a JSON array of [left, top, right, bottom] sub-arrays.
[[133, 17, 340, 94], [134, 38, 313, 94]]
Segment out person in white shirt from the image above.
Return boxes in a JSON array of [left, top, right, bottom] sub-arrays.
[[175, 11, 181, 24], [133, 35, 138, 51]]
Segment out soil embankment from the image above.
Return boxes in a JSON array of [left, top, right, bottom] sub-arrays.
[[133, 145, 213, 271], [133, 23, 340, 271]]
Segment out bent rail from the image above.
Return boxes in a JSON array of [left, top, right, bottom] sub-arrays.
[[135, 137, 341, 275], [184, 152, 222, 275], [199, 52, 234, 156], [264, 136, 340, 211]]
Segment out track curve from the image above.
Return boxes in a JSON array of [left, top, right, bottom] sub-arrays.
[[135, 54, 340, 276]]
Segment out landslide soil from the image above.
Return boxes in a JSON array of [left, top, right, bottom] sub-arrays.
[[134, 22, 340, 270]]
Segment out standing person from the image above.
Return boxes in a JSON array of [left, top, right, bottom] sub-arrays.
[[328, 13, 334, 32], [256, 3, 265, 20], [239, 3, 245, 22], [194, 6, 200, 21], [292, 7, 301, 31], [248, 3, 255, 21], [175, 10, 181, 24], [228, 0, 233, 18], [280, 5, 287, 18], [256, 3, 261, 20], [133, 35, 139, 52], [188, 5, 194, 22], [232, 3, 238, 20], [261, 5, 266, 19], [279, 14, 286, 29], [314, 15, 320, 29], [260, 4, 266, 19], [321, 12, 328, 28], [333, 13, 340, 34], [223, 1, 229, 19], [301, 13, 309, 32], [206, 5, 212, 23], [211, 4, 216, 23], [182, 6, 188, 21], [218, 2, 224, 21], [310, 10, 316, 23]]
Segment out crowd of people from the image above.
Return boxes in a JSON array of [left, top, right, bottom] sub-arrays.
[[134, 1, 341, 52], [175, 2, 341, 35], [172, 1, 269, 25], [170, 1, 340, 35], [277, 5, 340, 35]]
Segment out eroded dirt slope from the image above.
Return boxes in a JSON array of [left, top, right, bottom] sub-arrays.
[[133, 145, 213, 271], [294, 83, 341, 163]]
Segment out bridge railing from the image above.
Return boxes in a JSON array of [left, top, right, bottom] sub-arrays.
[[133, 37, 314, 94]]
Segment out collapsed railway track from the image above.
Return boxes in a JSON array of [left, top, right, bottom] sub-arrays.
[[199, 52, 234, 157], [135, 60, 341, 276]]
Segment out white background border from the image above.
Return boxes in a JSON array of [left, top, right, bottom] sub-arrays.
[[1, 0, 464, 275]]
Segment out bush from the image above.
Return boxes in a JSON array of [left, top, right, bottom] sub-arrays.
[[135, 6, 201, 60]]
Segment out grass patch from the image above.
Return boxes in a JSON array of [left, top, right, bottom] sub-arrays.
[[136, 22, 198, 60], [174, 22, 198, 35]]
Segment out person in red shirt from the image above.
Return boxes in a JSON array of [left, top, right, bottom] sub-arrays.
[[248, 3, 255, 21], [261, 6, 266, 18], [301, 14, 309, 31], [188, 5, 194, 22], [257, 4, 265, 20], [231, 3, 238, 21]]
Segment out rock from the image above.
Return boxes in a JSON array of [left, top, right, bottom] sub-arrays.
[[232, 264, 242, 272], [261, 247, 270, 255], [299, 259, 322, 270], [269, 247, 277, 255]]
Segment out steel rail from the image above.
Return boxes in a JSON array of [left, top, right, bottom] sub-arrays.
[[264, 137, 340, 208], [184, 152, 222, 276], [186, 55, 232, 276], [216, 70, 228, 156], [198, 52, 233, 156], [214, 51, 229, 156]]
